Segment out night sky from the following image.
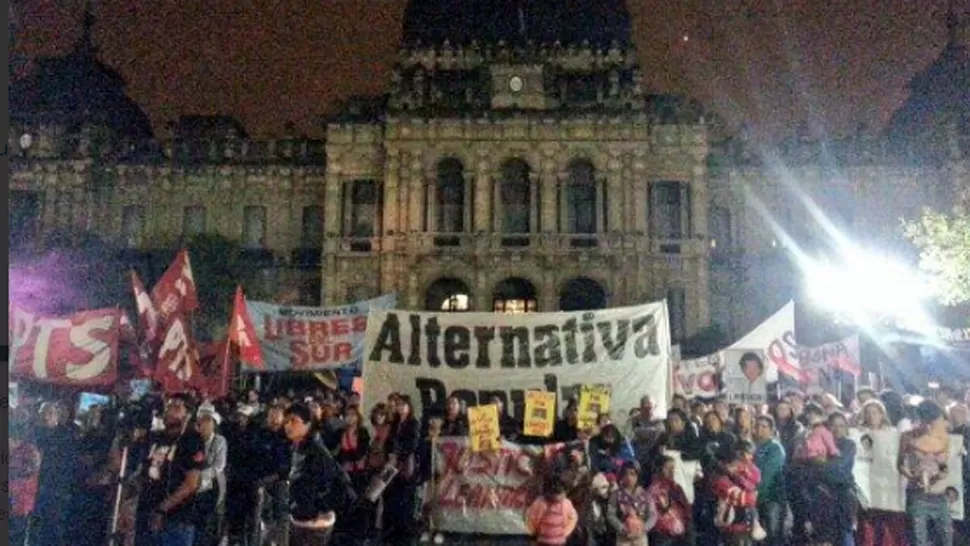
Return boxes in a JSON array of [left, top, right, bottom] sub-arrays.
[[11, 0, 957, 142]]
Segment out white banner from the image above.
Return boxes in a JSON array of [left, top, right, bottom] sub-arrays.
[[729, 301, 799, 382], [798, 336, 862, 392], [673, 353, 721, 398], [431, 437, 544, 535], [850, 428, 964, 519], [363, 302, 671, 423], [245, 294, 396, 371]]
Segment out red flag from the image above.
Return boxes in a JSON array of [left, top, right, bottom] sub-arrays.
[[153, 313, 203, 394], [152, 249, 199, 323], [229, 286, 263, 367], [131, 271, 160, 344], [201, 339, 231, 399], [119, 312, 152, 378]]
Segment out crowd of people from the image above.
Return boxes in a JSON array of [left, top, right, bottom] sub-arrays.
[[8, 382, 970, 546]]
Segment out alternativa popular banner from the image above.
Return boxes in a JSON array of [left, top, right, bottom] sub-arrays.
[[245, 294, 395, 371], [9, 306, 121, 386], [432, 437, 544, 535], [363, 302, 670, 424]]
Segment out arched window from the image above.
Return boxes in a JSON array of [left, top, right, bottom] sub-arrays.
[[559, 277, 607, 311], [563, 159, 597, 234], [496, 159, 532, 234], [435, 158, 465, 233], [425, 278, 471, 312], [492, 277, 538, 314]]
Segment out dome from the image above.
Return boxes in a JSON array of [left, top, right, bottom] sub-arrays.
[[401, 0, 632, 47], [9, 7, 154, 140]]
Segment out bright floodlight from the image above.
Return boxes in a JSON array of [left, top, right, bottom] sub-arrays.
[[803, 248, 937, 333]]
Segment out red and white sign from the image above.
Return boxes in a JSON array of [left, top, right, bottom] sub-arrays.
[[673, 353, 722, 398], [432, 438, 544, 536], [131, 271, 160, 344], [9, 306, 120, 386], [152, 249, 199, 323], [730, 301, 802, 382], [797, 335, 862, 390], [154, 314, 202, 393]]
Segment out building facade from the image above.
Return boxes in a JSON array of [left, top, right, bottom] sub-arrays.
[[8, 1, 969, 344]]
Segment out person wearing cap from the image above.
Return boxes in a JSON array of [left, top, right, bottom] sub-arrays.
[[136, 392, 206, 546], [225, 403, 260, 545], [194, 405, 227, 546], [283, 403, 344, 545]]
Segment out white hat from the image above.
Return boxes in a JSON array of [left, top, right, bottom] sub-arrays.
[[197, 406, 222, 426], [236, 404, 257, 417]]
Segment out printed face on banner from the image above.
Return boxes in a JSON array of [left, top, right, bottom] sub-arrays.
[[9, 307, 120, 385], [523, 390, 556, 437], [362, 302, 671, 425], [245, 294, 396, 371], [722, 349, 767, 404]]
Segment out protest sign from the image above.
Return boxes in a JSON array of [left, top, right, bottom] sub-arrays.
[[730, 301, 800, 382], [362, 302, 671, 424], [722, 349, 768, 404], [850, 428, 964, 520], [577, 384, 611, 430], [244, 294, 395, 371], [468, 404, 501, 452], [673, 353, 721, 398], [523, 390, 556, 437], [432, 437, 544, 535], [798, 336, 862, 393], [10, 306, 121, 386]]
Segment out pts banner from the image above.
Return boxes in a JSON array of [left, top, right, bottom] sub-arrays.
[[244, 294, 395, 372], [363, 302, 670, 423], [9, 306, 121, 386]]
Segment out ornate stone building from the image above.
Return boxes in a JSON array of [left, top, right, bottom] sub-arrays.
[[8, 1, 969, 344]]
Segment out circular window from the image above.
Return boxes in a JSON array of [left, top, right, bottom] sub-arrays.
[[509, 76, 524, 93]]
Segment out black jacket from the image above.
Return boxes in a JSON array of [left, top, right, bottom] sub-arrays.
[[287, 434, 343, 522]]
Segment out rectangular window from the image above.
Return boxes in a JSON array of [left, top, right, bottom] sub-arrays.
[[667, 288, 686, 342], [344, 180, 379, 237], [301, 206, 324, 248], [650, 181, 689, 239], [121, 205, 145, 248], [566, 183, 597, 234], [243, 206, 267, 248], [183, 206, 207, 238]]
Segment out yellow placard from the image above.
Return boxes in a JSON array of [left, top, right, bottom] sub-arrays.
[[523, 390, 556, 437], [467, 403, 500, 452], [577, 384, 612, 431]]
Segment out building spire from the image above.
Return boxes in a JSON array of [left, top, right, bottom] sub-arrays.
[[517, 2, 526, 38]]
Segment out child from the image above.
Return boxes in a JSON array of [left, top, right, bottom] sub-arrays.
[[647, 456, 692, 545], [712, 441, 765, 543], [525, 475, 580, 546], [583, 473, 615, 546], [792, 402, 840, 463], [608, 462, 657, 546]]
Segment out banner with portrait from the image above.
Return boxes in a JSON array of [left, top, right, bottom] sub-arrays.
[[850, 428, 964, 520], [722, 349, 768, 404]]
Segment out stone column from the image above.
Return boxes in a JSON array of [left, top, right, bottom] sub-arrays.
[[383, 153, 401, 234], [473, 158, 492, 233], [407, 155, 425, 232], [323, 170, 343, 238], [539, 160, 558, 233], [632, 154, 648, 233], [691, 161, 707, 240]]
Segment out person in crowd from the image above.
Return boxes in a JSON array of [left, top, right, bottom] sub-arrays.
[[670, 394, 689, 413], [880, 390, 906, 427], [820, 412, 857, 546], [694, 410, 735, 546], [136, 393, 206, 546], [647, 456, 692, 546], [732, 406, 755, 444], [949, 403, 970, 545], [491, 394, 522, 441], [689, 400, 708, 429], [856, 399, 909, 546], [384, 395, 422, 545], [418, 417, 445, 545], [647, 408, 702, 479], [9, 417, 41, 546], [713, 397, 734, 431], [608, 461, 657, 546], [526, 474, 580, 546], [753, 415, 786, 546], [336, 405, 372, 492], [283, 403, 342, 546], [556, 400, 582, 443], [793, 402, 840, 464], [772, 399, 805, 459], [582, 473, 616, 546], [856, 387, 878, 408], [789, 402, 839, 543], [711, 441, 761, 546], [194, 405, 227, 546], [33, 400, 80, 546], [224, 403, 261, 545], [252, 403, 291, 546], [73, 404, 116, 546], [590, 424, 637, 480], [782, 390, 807, 419], [440, 395, 469, 437], [898, 400, 953, 546]]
